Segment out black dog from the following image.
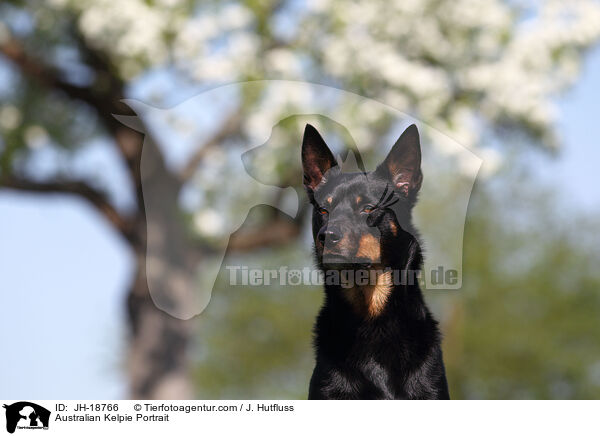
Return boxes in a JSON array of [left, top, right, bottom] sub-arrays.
[[302, 123, 449, 399]]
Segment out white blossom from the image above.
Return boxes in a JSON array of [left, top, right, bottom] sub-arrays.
[[0, 105, 22, 130], [24, 125, 49, 149], [50, 0, 600, 148]]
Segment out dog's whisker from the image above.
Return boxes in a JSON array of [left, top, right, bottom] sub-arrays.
[[377, 185, 389, 206]]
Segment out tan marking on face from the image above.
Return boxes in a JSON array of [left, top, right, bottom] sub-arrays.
[[356, 196, 361, 205], [389, 221, 398, 236], [323, 233, 351, 254], [338, 233, 351, 251], [356, 233, 381, 262], [326, 196, 332, 204]]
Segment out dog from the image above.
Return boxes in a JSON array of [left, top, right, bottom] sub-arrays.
[[302, 123, 450, 399]]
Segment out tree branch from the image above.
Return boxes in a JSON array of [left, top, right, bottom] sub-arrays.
[[179, 109, 244, 182], [227, 217, 302, 252], [0, 33, 159, 214], [0, 37, 115, 114], [1, 176, 136, 243]]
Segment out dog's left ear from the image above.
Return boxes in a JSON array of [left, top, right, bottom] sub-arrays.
[[302, 124, 338, 191], [377, 124, 423, 197]]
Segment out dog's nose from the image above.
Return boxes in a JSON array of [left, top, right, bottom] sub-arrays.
[[318, 227, 342, 245]]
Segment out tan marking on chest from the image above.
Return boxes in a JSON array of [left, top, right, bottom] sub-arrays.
[[363, 270, 393, 317], [344, 270, 393, 318]]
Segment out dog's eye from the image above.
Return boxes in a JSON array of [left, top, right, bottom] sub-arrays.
[[362, 205, 375, 213], [318, 207, 328, 215]]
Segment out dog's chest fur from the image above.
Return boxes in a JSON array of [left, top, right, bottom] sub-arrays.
[[309, 289, 449, 400]]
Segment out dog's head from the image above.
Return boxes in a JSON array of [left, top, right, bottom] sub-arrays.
[[302, 124, 423, 270]]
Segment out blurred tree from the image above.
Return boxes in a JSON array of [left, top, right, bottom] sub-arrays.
[[1, 0, 600, 398], [450, 161, 600, 399], [191, 158, 600, 400]]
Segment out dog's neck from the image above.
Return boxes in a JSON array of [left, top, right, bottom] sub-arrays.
[[340, 268, 394, 318], [321, 239, 426, 322]]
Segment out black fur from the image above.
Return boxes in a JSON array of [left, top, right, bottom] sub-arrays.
[[302, 124, 450, 400]]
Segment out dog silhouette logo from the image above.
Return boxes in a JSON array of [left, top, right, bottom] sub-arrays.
[[3, 402, 50, 434]]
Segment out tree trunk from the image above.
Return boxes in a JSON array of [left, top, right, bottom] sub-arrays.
[[126, 247, 195, 399], [119, 128, 199, 399]]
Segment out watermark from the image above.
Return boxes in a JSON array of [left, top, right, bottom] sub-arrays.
[[3, 402, 51, 434], [119, 80, 482, 319], [225, 265, 458, 288]]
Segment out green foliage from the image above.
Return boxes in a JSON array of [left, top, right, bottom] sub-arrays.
[[192, 161, 600, 399], [193, 244, 321, 399], [449, 165, 600, 399]]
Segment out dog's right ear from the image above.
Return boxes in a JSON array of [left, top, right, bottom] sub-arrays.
[[302, 124, 338, 191], [377, 124, 423, 198]]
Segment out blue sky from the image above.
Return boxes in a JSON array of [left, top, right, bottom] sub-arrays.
[[537, 47, 600, 213], [1, 47, 600, 398], [0, 195, 131, 398]]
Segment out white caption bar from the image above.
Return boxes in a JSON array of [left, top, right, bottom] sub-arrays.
[[0, 400, 597, 436]]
